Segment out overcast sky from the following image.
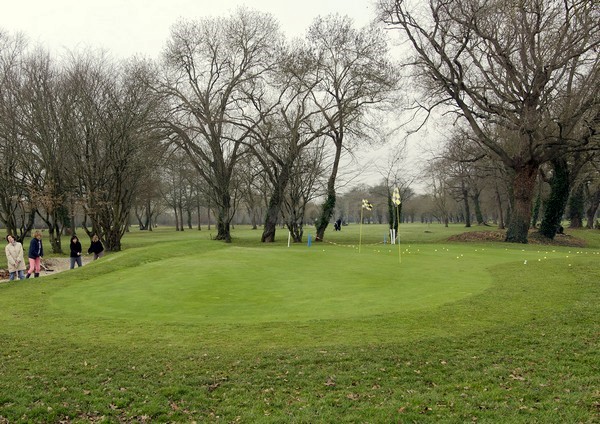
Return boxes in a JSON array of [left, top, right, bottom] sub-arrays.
[[3, 0, 377, 59]]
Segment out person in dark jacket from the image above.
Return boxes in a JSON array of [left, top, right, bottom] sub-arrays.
[[69, 235, 83, 269], [26, 231, 44, 278], [87, 234, 104, 260]]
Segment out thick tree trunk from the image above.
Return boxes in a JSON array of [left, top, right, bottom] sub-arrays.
[[48, 222, 63, 254], [387, 195, 396, 232], [568, 184, 585, 228], [505, 163, 538, 243], [104, 230, 121, 252], [215, 192, 232, 242], [462, 183, 471, 228], [315, 140, 342, 242], [471, 191, 485, 225], [261, 199, 280, 242], [539, 158, 570, 239], [262, 167, 290, 243], [315, 192, 336, 241], [585, 185, 600, 229]]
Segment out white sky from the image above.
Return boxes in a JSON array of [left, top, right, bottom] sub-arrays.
[[2, 0, 377, 59]]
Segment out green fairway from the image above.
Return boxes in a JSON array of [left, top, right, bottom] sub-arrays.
[[0, 224, 598, 422]]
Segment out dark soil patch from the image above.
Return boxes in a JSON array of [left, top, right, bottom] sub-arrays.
[[448, 230, 587, 247]]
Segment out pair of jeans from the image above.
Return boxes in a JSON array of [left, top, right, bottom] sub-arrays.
[[70, 256, 82, 269], [9, 270, 24, 280]]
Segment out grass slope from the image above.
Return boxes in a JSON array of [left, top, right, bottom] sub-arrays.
[[0, 224, 598, 422]]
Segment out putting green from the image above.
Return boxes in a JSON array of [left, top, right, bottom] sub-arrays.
[[47, 242, 558, 324]]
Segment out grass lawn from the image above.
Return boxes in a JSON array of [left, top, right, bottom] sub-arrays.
[[0, 223, 598, 422]]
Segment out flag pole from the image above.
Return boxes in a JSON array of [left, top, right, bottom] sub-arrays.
[[397, 204, 401, 264], [359, 207, 363, 253], [392, 187, 402, 264]]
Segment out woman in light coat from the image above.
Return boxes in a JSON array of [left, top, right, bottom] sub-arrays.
[[5, 235, 26, 280]]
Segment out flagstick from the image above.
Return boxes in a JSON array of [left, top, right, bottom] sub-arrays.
[[397, 205, 401, 264], [359, 208, 363, 253]]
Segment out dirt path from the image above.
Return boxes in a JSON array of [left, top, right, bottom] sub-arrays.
[[1, 256, 94, 282]]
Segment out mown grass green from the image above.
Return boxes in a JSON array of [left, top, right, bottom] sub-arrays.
[[0, 224, 598, 422]]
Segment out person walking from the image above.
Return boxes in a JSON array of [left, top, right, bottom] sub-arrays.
[[87, 234, 104, 260], [69, 235, 83, 269], [26, 231, 44, 279], [5, 235, 26, 280]]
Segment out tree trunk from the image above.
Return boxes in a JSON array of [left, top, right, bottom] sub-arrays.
[[462, 182, 471, 228], [104, 231, 121, 252], [145, 200, 153, 231], [315, 192, 336, 241], [178, 202, 184, 231], [585, 184, 600, 229], [539, 158, 569, 239], [215, 192, 232, 242], [505, 162, 538, 243], [530, 190, 541, 228], [568, 183, 585, 228], [262, 199, 280, 242], [173, 205, 180, 231], [262, 167, 290, 243], [187, 208, 192, 229], [48, 222, 63, 254], [196, 201, 202, 230], [315, 140, 342, 242], [471, 191, 485, 225]]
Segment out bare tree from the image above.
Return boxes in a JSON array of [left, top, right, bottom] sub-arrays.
[[236, 154, 267, 230], [0, 30, 35, 241], [62, 54, 162, 251], [242, 43, 330, 242], [379, 0, 600, 242], [298, 15, 400, 242], [17, 49, 73, 253], [158, 8, 282, 242], [282, 141, 328, 242]]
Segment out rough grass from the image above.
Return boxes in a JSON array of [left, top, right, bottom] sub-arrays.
[[0, 223, 598, 422]]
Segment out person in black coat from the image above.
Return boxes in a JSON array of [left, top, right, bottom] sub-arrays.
[[87, 234, 104, 260], [26, 231, 44, 278], [70, 235, 83, 269]]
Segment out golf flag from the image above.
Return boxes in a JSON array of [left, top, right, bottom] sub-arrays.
[[392, 187, 401, 206], [359, 199, 372, 253]]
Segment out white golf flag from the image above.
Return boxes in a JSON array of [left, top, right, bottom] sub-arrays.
[[392, 187, 401, 206]]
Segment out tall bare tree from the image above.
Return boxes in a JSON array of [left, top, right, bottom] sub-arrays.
[[17, 49, 73, 253], [242, 43, 329, 242], [0, 30, 35, 241], [299, 15, 400, 242], [379, 0, 600, 242], [158, 8, 282, 242], [62, 54, 161, 251]]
